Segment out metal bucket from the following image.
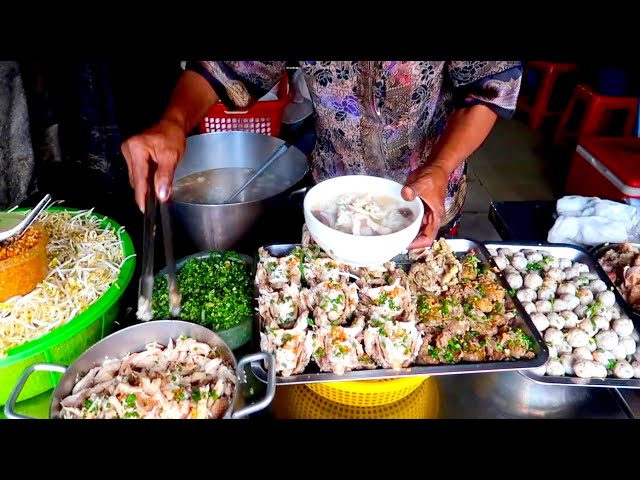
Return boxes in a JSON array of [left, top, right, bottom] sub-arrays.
[[4, 320, 276, 419], [170, 132, 308, 252]]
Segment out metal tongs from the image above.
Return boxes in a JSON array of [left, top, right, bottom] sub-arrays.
[[137, 165, 181, 321]]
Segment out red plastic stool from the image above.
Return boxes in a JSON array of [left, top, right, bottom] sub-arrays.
[[554, 84, 639, 146], [517, 61, 579, 130]]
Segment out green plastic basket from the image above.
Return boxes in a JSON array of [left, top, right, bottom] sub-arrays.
[[0, 206, 136, 406]]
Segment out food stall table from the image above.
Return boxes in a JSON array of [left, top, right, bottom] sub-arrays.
[[6, 195, 637, 419]]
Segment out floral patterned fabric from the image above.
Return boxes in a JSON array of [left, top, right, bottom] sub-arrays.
[[186, 61, 522, 223]]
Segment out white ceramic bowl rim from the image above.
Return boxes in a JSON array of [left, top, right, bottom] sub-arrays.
[[303, 175, 424, 240]]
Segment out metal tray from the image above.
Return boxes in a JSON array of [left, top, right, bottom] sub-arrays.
[[591, 242, 640, 321], [485, 241, 640, 389], [250, 238, 548, 385]]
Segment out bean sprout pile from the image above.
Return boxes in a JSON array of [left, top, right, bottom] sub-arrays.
[[0, 209, 133, 357]]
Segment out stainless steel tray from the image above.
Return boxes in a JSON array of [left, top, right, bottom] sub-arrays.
[[251, 238, 548, 385], [486, 241, 640, 389], [591, 242, 640, 321]]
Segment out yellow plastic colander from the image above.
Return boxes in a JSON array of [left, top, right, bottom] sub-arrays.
[[272, 377, 439, 419], [305, 376, 429, 408]]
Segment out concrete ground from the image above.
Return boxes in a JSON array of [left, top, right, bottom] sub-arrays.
[[458, 117, 562, 240]]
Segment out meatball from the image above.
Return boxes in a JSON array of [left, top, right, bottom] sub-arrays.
[[561, 311, 579, 329], [613, 360, 635, 379], [567, 329, 590, 348], [557, 341, 572, 355], [552, 298, 569, 312], [545, 358, 565, 376], [620, 337, 637, 357], [558, 258, 572, 270], [564, 266, 581, 280], [544, 327, 564, 347], [588, 279, 608, 295], [592, 363, 608, 378], [573, 347, 593, 361], [596, 290, 616, 308], [543, 256, 559, 269], [574, 360, 596, 378], [524, 273, 543, 290], [612, 317, 634, 338], [587, 337, 597, 352], [526, 252, 543, 263], [522, 302, 537, 315], [547, 312, 565, 330], [573, 262, 589, 273], [632, 361, 640, 379], [557, 282, 577, 296], [595, 330, 619, 351], [530, 313, 550, 333], [608, 305, 621, 320], [510, 256, 528, 271], [497, 248, 513, 257], [559, 294, 580, 311], [592, 315, 610, 332], [516, 288, 537, 303], [545, 268, 566, 283], [577, 288, 594, 305], [560, 353, 575, 375], [535, 300, 552, 314], [574, 304, 589, 318], [494, 255, 509, 270], [506, 272, 523, 290], [592, 349, 616, 368], [536, 286, 556, 302], [578, 318, 597, 338]]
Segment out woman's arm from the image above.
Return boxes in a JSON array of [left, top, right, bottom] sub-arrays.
[[402, 62, 523, 248], [162, 69, 220, 134], [427, 104, 498, 176], [122, 61, 285, 211]]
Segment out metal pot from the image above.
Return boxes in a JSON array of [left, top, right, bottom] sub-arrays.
[[170, 131, 308, 252], [4, 320, 276, 419]]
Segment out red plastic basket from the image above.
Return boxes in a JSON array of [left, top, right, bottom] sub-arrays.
[[199, 71, 290, 137]]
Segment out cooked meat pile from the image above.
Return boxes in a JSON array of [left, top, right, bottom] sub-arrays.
[[410, 241, 535, 365], [599, 243, 640, 310], [60, 336, 236, 419], [255, 226, 536, 377]]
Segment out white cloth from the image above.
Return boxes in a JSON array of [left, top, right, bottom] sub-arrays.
[[548, 196, 640, 246]]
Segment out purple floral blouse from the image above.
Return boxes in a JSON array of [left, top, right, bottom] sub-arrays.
[[186, 61, 522, 224]]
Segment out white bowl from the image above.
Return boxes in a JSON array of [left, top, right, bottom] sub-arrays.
[[303, 175, 424, 267]]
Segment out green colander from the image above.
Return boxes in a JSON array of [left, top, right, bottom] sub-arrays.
[[0, 206, 136, 406]]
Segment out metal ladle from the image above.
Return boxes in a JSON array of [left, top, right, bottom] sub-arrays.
[[223, 142, 293, 204], [0, 194, 53, 243]]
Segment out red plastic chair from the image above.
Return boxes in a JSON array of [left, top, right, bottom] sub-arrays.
[[554, 84, 639, 146], [517, 61, 579, 130]]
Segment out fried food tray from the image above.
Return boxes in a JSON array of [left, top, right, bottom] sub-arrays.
[[250, 238, 548, 386], [591, 242, 640, 322], [486, 242, 640, 389]]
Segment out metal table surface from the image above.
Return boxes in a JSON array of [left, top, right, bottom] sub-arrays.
[[7, 195, 635, 419], [488, 200, 639, 419]]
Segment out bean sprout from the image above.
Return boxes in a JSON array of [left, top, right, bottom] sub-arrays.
[[0, 209, 133, 357]]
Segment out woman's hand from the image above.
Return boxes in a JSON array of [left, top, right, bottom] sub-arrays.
[[121, 118, 186, 213], [401, 164, 450, 249]]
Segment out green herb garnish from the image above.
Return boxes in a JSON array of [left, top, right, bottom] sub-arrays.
[[191, 388, 201, 402], [526, 262, 543, 271], [151, 251, 252, 331], [125, 394, 136, 408]]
